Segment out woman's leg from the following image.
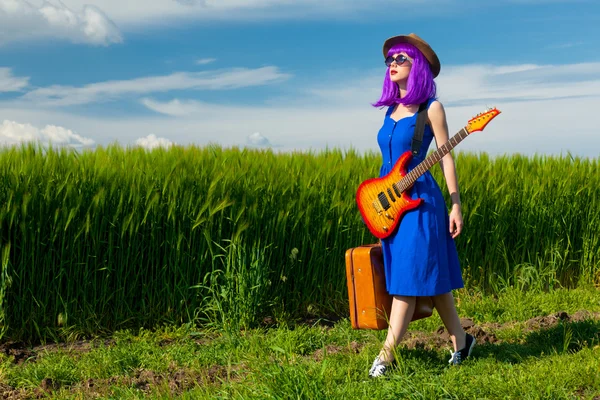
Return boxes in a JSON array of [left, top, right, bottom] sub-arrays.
[[377, 295, 416, 363], [432, 291, 465, 351]]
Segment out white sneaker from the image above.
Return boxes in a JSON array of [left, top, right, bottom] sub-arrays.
[[368, 356, 390, 378], [448, 334, 476, 365]]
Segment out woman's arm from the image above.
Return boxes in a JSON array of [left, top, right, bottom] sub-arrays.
[[427, 100, 463, 239]]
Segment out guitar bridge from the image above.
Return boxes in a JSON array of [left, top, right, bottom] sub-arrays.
[[372, 200, 383, 215]]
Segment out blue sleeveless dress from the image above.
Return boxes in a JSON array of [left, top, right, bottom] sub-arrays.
[[377, 98, 464, 296]]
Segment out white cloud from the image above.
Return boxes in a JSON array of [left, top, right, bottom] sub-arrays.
[[0, 119, 94, 147], [0, 0, 122, 46], [435, 62, 600, 105], [2, 61, 600, 157], [0, 68, 29, 92], [55, 0, 410, 26], [196, 58, 216, 65], [0, 0, 577, 51], [304, 62, 600, 108], [546, 41, 584, 49], [19, 67, 290, 106], [135, 134, 173, 150], [247, 132, 272, 147], [140, 98, 210, 117], [49, 0, 573, 29], [105, 61, 600, 157], [1, 0, 577, 41]]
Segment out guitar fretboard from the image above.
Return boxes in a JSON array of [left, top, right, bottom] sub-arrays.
[[396, 127, 469, 193]]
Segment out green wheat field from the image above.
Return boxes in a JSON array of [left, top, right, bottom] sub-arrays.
[[0, 143, 599, 399]]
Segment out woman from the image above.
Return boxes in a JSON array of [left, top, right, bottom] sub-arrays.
[[368, 33, 475, 378]]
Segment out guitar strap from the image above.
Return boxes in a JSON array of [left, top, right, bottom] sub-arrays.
[[411, 101, 429, 156]]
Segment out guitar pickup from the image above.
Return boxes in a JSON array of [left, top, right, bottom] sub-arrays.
[[377, 192, 391, 210], [387, 188, 396, 202]]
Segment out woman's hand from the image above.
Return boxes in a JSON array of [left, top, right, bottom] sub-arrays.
[[429, 100, 463, 240], [449, 205, 463, 239]]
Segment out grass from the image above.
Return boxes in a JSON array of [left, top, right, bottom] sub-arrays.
[[1, 144, 599, 342], [0, 143, 598, 398], [1, 287, 599, 399]]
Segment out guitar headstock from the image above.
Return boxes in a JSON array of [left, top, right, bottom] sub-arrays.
[[466, 107, 501, 133]]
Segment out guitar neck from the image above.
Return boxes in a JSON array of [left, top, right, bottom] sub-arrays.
[[396, 127, 469, 191]]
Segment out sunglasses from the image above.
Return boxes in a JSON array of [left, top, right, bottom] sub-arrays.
[[385, 54, 412, 67]]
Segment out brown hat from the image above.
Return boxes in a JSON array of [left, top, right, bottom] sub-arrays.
[[382, 33, 441, 78]]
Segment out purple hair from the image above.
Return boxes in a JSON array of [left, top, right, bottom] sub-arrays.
[[372, 42, 437, 108]]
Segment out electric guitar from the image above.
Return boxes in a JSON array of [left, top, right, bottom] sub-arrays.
[[357, 107, 501, 239]]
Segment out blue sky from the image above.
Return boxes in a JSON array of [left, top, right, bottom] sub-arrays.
[[1, 0, 599, 156]]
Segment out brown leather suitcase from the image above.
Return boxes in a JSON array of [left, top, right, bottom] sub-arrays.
[[345, 244, 392, 330], [345, 244, 434, 330]]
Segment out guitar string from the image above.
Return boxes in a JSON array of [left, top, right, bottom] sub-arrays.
[[393, 127, 469, 194]]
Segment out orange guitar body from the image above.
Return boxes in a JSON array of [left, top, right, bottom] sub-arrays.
[[356, 151, 421, 239]]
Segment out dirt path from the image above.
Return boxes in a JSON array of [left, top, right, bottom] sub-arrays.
[[312, 310, 600, 360], [1, 310, 599, 399]]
